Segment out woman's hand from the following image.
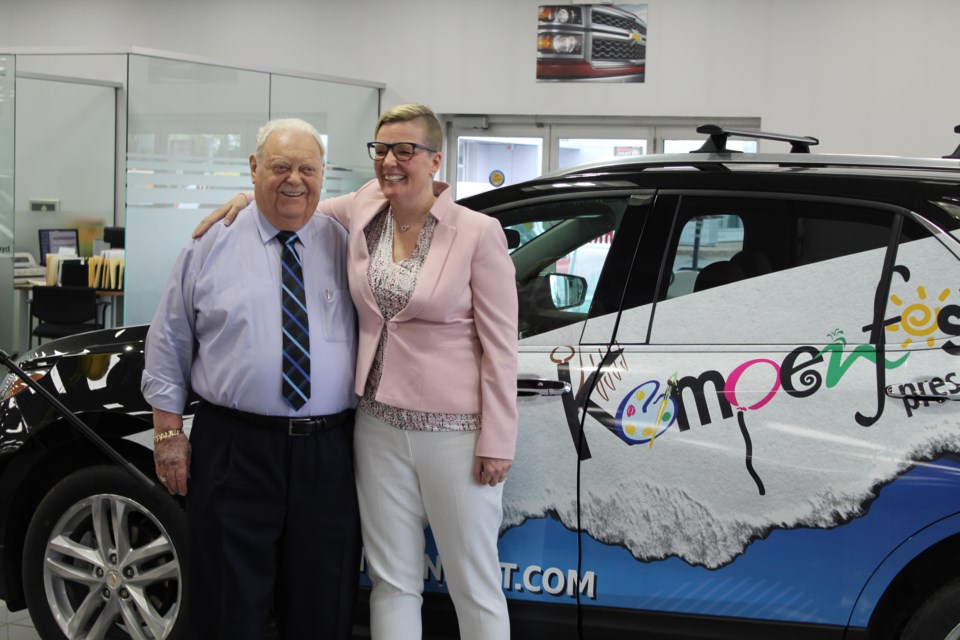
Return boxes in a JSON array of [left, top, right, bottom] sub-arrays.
[[192, 193, 249, 238], [473, 456, 512, 486]]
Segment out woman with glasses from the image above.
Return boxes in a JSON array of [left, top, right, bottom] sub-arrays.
[[196, 104, 517, 640]]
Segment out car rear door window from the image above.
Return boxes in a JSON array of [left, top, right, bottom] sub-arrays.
[[645, 195, 897, 347]]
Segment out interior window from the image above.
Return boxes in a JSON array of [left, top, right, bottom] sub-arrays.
[[499, 198, 629, 339], [647, 196, 898, 345]]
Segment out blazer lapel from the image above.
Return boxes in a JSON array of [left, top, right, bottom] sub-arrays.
[[351, 200, 388, 320], [393, 220, 456, 322]]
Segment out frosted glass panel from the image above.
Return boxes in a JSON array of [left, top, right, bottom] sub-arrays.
[[124, 55, 270, 325], [270, 75, 378, 197], [125, 57, 383, 327]]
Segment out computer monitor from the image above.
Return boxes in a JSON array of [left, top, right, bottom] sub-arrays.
[[38, 229, 80, 266]]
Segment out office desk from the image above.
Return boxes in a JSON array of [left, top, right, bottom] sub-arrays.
[[13, 284, 124, 356]]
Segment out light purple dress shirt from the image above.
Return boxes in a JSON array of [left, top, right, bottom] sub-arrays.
[[141, 203, 357, 417]]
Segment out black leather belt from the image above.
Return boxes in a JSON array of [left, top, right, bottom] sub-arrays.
[[209, 403, 354, 435]]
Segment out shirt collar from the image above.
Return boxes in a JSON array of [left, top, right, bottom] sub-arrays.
[[251, 202, 314, 245]]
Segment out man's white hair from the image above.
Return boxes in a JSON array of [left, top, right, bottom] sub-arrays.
[[255, 118, 325, 160]]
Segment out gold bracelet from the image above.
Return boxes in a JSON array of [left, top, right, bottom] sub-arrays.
[[153, 429, 184, 444]]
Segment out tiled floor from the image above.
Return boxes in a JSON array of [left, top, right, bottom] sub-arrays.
[[0, 601, 42, 640]]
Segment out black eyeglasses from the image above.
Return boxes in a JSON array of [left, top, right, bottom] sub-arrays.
[[367, 141, 437, 161]]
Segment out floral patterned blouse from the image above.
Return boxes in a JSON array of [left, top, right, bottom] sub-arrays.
[[357, 207, 480, 432]]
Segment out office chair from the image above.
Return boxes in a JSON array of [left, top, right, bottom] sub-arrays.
[[29, 286, 107, 347]]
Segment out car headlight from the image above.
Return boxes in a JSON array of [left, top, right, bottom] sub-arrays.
[[539, 6, 583, 24], [538, 33, 583, 55]]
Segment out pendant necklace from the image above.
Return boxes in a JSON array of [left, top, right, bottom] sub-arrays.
[[390, 206, 427, 233]]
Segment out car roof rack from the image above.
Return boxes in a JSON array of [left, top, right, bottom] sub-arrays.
[[693, 124, 819, 154], [944, 125, 960, 159]]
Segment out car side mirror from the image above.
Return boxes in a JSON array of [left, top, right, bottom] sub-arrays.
[[545, 273, 588, 310]]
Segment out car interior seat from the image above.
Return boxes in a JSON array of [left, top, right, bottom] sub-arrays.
[[730, 250, 773, 277], [693, 261, 746, 292]]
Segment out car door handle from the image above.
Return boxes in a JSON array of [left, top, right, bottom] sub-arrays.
[[517, 378, 571, 397], [884, 385, 959, 403]]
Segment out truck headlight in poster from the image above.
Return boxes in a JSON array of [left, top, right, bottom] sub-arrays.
[[537, 4, 648, 82]]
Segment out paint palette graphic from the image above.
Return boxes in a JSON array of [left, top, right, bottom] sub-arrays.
[[614, 380, 677, 446]]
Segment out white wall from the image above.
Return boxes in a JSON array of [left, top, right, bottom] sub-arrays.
[[1, 0, 958, 156]]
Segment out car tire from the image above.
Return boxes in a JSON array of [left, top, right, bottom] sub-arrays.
[[901, 577, 960, 640], [22, 465, 188, 639]]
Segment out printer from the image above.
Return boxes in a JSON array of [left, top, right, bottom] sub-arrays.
[[14, 253, 47, 285]]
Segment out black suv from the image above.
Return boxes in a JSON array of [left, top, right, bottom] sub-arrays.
[[4, 125, 960, 640]]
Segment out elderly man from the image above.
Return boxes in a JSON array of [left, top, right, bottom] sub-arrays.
[[141, 118, 359, 639]]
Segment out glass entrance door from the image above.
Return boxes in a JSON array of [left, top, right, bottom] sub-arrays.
[[551, 125, 651, 171], [444, 117, 760, 199], [655, 125, 758, 154], [451, 124, 546, 199], [446, 120, 654, 199]]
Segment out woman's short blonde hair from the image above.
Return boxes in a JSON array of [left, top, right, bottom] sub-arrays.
[[375, 104, 443, 151]]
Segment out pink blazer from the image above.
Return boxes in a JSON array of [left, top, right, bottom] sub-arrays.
[[320, 180, 519, 460]]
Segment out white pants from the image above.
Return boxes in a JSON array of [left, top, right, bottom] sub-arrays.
[[354, 409, 510, 640]]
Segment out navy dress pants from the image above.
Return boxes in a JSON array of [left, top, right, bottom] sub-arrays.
[[186, 402, 360, 640]]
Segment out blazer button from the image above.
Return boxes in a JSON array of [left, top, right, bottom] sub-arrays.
[[388, 322, 398, 331]]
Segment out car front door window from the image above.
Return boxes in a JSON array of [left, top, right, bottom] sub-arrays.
[[502, 197, 630, 342]]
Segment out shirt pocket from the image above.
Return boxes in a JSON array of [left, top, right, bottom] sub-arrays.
[[313, 287, 354, 343]]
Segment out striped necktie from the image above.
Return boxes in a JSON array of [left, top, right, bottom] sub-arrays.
[[277, 231, 310, 409]]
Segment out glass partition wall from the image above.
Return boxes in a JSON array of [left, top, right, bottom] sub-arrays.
[[270, 75, 381, 198], [0, 50, 382, 351], [14, 77, 117, 265], [124, 56, 272, 326], [0, 56, 14, 354], [125, 54, 381, 325]]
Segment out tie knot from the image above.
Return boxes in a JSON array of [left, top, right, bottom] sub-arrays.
[[277, 231, 299, 247]]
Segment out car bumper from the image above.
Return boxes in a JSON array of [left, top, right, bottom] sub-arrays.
[[537, 60, 645, 81]]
